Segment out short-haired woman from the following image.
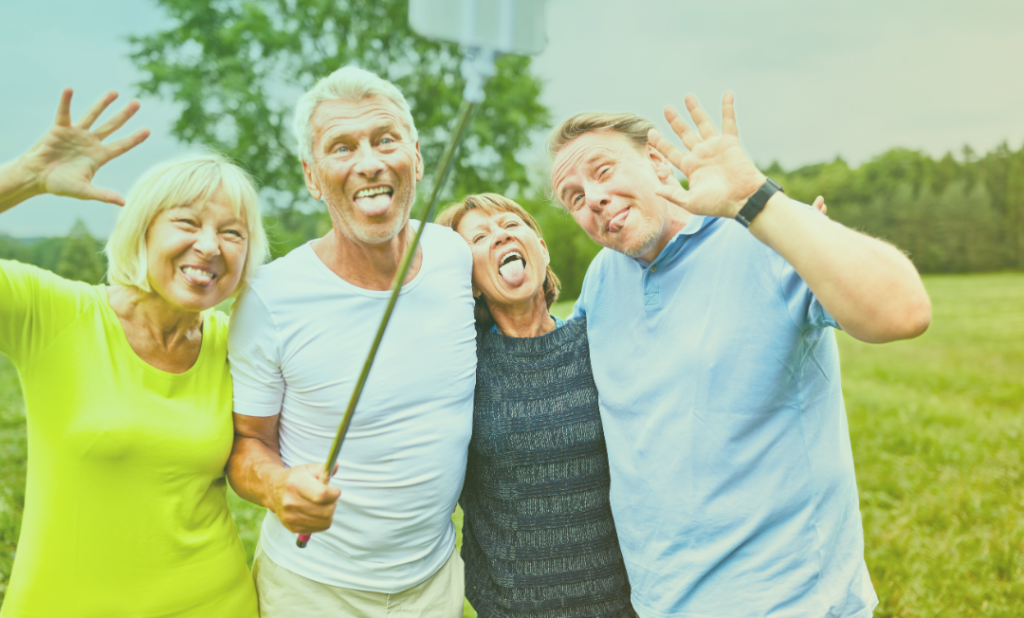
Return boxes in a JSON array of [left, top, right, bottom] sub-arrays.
[[0, 89, 266, 617], [436, 194, 636, 618]]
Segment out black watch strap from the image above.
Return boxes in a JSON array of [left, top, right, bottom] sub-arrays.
[[735, 177, 784, 228]]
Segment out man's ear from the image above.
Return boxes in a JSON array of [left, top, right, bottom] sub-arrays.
[[302, 160, 323, 201], [414, 141, 424, 182], [646, 143, 675, 183]]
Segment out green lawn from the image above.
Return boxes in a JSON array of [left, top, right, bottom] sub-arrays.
[[1, 273, 1023, 616]]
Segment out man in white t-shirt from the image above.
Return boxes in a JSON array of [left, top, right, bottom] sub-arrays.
[[226, 66, 477, 617]]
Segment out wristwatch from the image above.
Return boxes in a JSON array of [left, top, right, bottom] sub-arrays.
[[735, 177, 784, 228]]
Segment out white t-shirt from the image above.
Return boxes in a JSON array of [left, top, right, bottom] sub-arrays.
[[228, 222, 477, 593]]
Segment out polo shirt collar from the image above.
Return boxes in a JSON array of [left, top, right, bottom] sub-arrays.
[[633, 215, 710, 268]]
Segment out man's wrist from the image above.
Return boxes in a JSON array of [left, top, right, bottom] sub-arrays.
[[735, 177, 783, 228], [266, 465, 292, 513]]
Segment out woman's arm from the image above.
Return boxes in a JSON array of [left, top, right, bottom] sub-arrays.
[[0, 88, 149, 214]]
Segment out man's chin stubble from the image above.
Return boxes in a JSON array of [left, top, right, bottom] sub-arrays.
[[616, 220, 663, 259], [328, 194, 413, 245]]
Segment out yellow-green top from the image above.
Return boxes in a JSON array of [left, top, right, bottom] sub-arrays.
[[0, 260, 257, 618]]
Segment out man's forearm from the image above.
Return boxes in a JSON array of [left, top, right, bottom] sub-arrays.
[[749, 194, 931, 343], [226, 435, 286, 511]]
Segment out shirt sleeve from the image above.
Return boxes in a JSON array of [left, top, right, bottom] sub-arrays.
[[228, 288, 286, 417], [775, 250, 840, 331], [0, 260, 89, 365]]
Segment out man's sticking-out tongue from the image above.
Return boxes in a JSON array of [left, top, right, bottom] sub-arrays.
[[355, 187, 392, 217], [499, 255, 527, 286]]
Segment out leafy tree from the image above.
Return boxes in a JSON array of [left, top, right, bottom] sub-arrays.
[[55, 220, 105, 284], [129, 0, 551, 256], [772, 141, 1024, 275]]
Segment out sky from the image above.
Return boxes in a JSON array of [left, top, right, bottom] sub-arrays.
[[1, 0, 1022, 238]]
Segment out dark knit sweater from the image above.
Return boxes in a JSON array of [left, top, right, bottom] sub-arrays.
[[460, 318, 635, 618]]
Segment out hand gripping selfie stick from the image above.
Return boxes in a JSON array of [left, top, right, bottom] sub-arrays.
[[296, 0, 549, 548]]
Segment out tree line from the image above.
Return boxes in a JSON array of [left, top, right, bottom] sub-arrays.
[[4, 139, 1022, 299], [769, 143, 1024, 274], [0, 221, 106, 285]]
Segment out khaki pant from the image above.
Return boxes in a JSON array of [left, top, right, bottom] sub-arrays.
[[252, 544, 464, 618]]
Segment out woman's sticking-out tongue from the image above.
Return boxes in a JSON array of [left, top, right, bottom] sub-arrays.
[[499, 258, 526, 287]]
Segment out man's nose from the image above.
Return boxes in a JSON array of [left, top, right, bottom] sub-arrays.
[[353, 144, 386, 176], [584, 183, 610, 213]]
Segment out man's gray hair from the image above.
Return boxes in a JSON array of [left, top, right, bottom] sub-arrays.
[[293, 66, 418, 164]]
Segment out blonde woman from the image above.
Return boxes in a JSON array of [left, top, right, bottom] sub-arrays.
[[0, 89, 266, 617]]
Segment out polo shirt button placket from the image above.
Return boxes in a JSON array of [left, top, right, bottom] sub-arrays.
[[643, 263, 661, 308]]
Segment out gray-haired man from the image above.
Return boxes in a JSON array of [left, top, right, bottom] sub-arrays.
[[226, 66, 476, 617]]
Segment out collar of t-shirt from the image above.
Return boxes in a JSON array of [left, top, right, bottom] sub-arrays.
[[490, 315, 565, 335]]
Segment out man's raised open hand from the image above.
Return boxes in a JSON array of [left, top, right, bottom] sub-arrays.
[[20, 88, 150, 206], [647, 93, 767, 219]]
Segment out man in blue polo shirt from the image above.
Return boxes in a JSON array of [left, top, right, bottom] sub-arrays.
[[549, 94, 931, 618]]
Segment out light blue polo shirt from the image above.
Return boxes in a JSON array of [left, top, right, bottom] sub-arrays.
[[572, 213, 878, 618]]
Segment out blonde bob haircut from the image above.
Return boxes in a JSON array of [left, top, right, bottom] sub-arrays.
[[104, 153, 269, 298], [436, 193, 560, 330]]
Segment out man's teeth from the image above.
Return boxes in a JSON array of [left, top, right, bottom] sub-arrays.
[[182, 266, 215, 280], [355, 187, 393, 198]]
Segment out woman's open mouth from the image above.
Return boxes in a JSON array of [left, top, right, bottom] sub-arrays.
[[498, 250, 527, 286], [180, 265, 217, 286]]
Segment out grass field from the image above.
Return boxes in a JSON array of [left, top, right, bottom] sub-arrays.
[[1, 273, 1022, 616]]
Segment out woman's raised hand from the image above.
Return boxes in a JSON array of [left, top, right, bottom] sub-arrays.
[[4, 88, 150, 209]]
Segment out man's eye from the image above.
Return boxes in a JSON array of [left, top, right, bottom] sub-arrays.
[[336, 145, 350, 153], [599, 166, 610, 177], [381, 137, 394, 145]]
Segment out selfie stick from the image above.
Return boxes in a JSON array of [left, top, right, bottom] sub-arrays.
[[295, 3, 536, 548]]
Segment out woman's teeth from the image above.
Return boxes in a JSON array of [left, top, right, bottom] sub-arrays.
[[498, 251, 527, 285], [182, 266, 215, 283]]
